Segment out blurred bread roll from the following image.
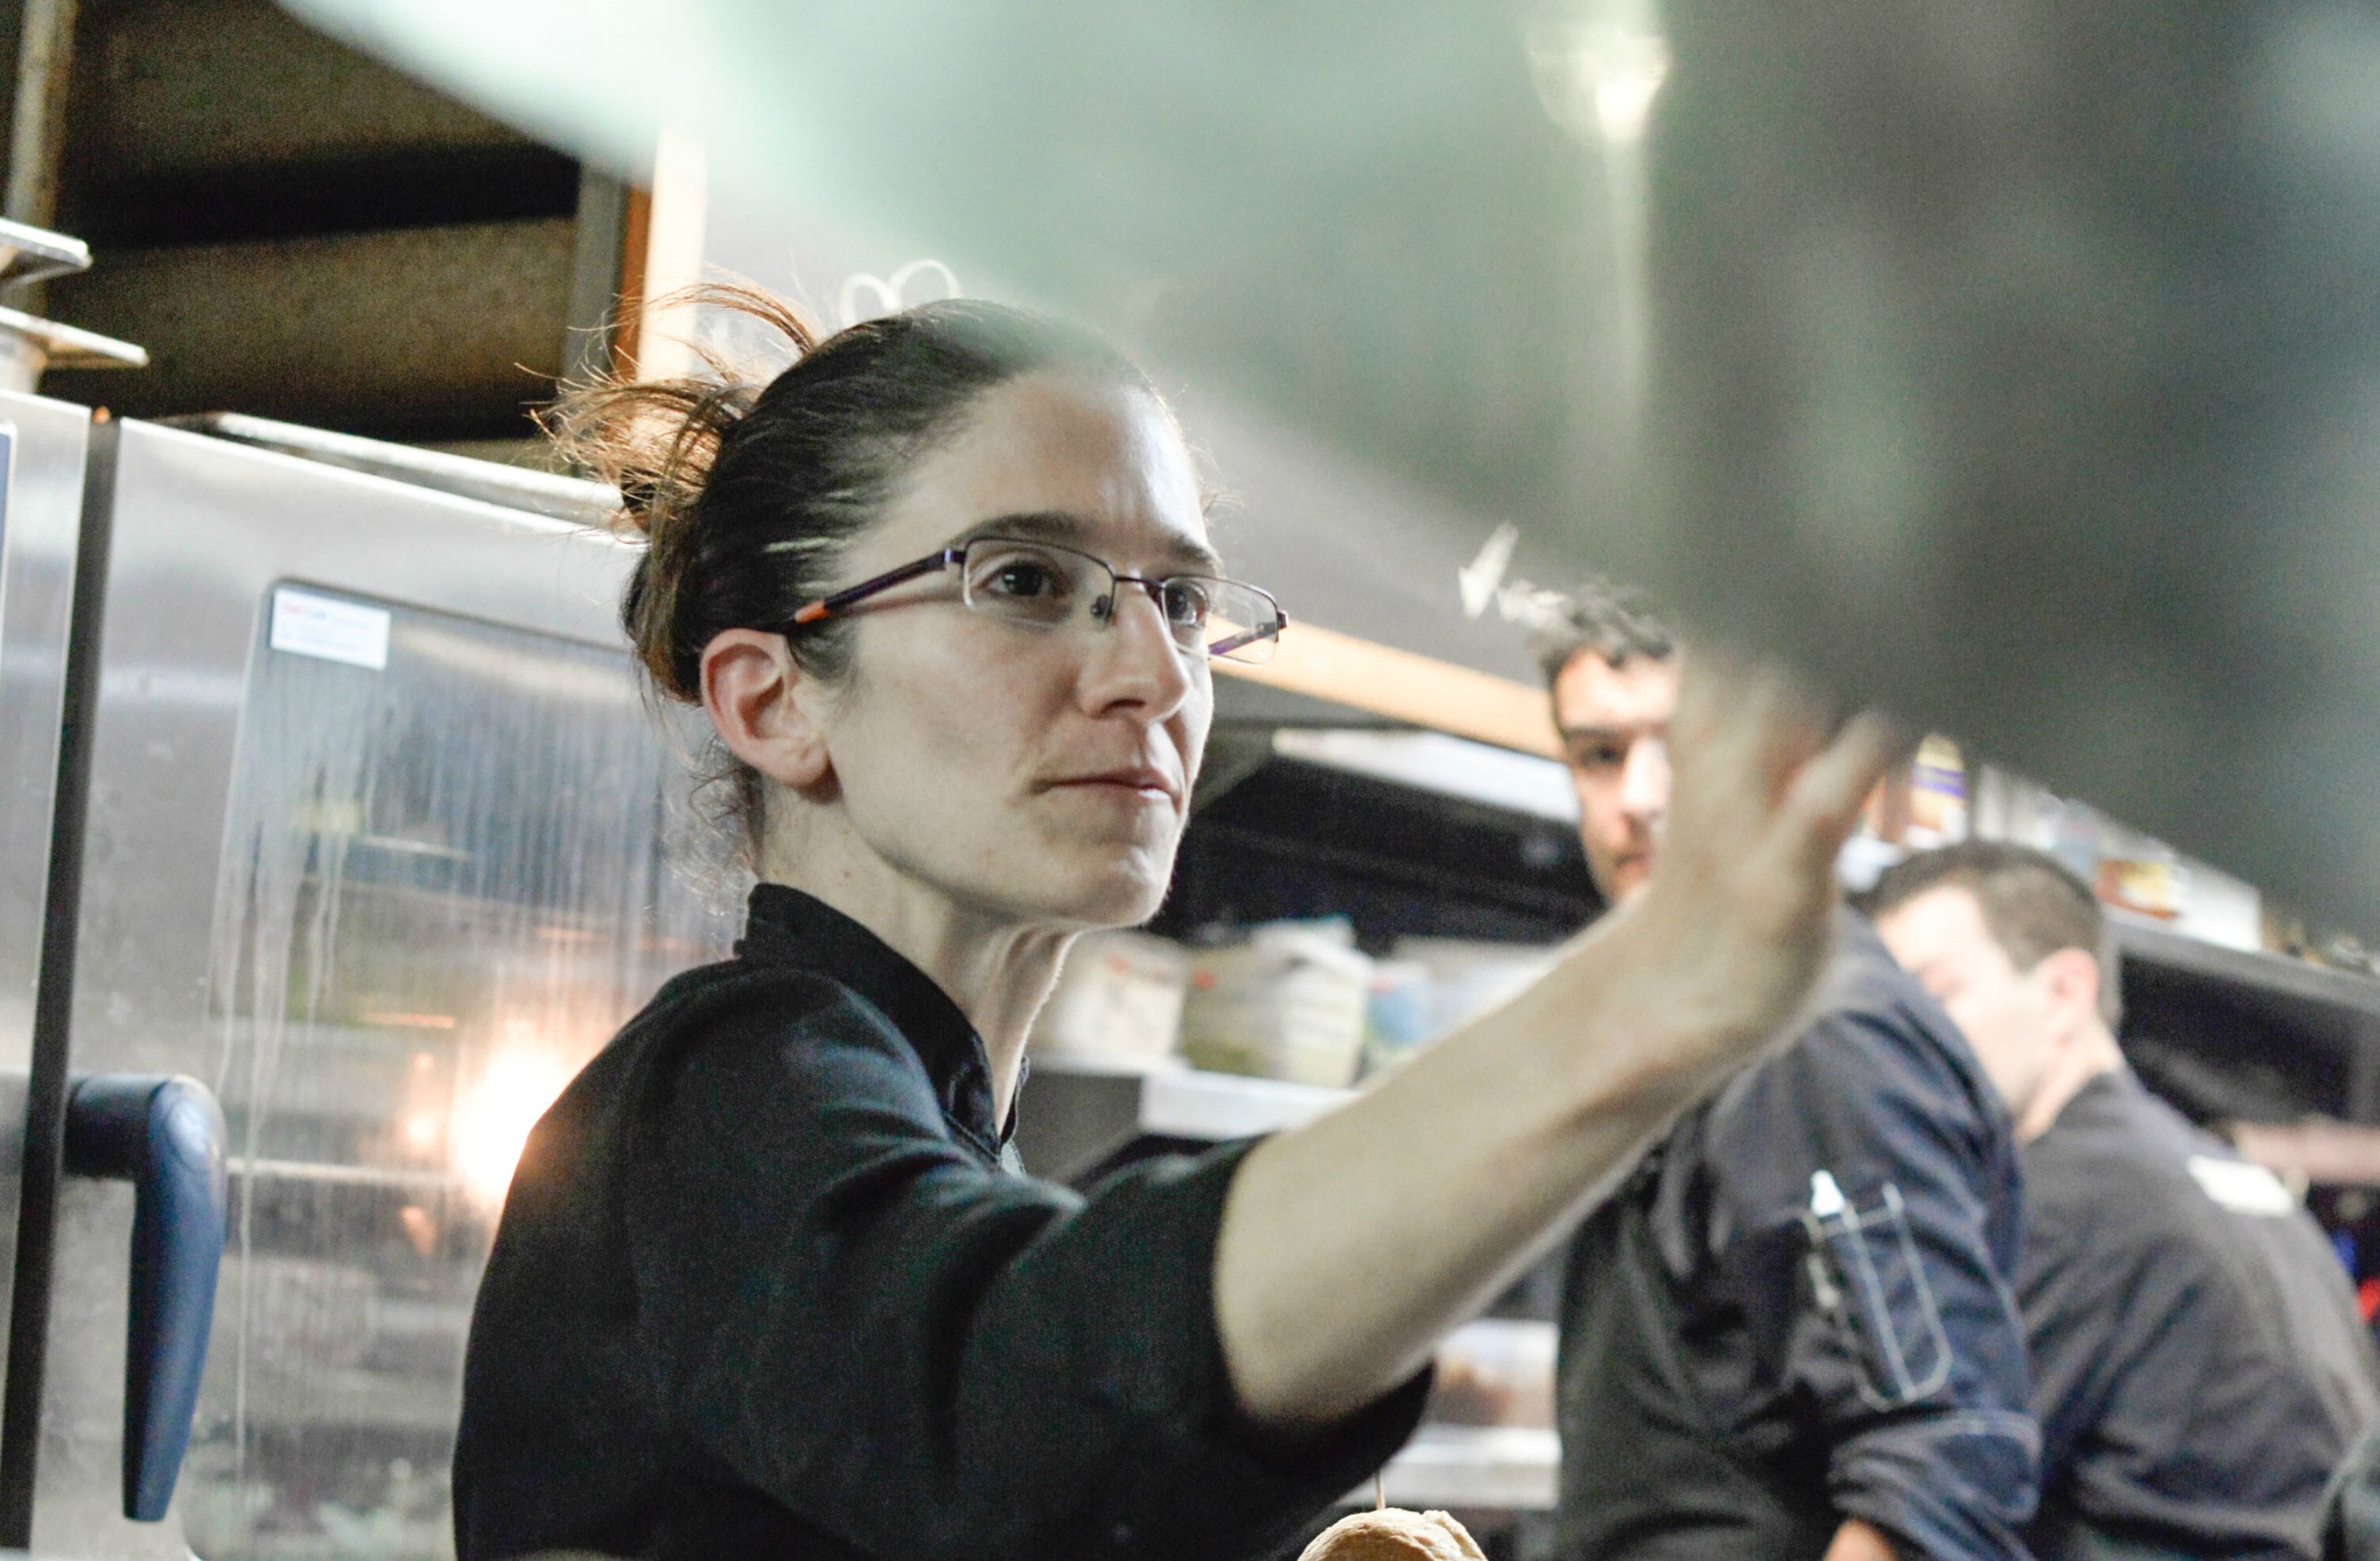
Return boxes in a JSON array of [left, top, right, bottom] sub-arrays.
[[1297, 1508, 1487, 1561]]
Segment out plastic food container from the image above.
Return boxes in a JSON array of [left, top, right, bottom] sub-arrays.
[[1029, 930, 1191, 1067], [1179, 922, 1373, 1087]]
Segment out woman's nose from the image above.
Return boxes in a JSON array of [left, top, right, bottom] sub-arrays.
[[1080, 584, 1197, 716]]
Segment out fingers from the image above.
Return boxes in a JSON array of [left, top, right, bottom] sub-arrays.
[[1774, 711, 1910, 880], [1616, 653, 1905, 1074], [1664, 651, 1905, 896], [1667, 655, 1829, 828]]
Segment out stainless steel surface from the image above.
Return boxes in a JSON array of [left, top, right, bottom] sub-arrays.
[[0, 222, 138, 394], [285, 0, 2380, 932], [1, 1, 80, 274], [45, 220, 577, 432], [0, 225, 86, 294], [38, 422, 732, 1557], [0, 310, 148, 397], [0, 315, 144, 373], [0, 392, 90, 1439], [186, 414, 616, 524]]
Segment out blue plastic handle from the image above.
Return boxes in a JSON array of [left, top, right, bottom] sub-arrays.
[[62, 1074, 229, 1523]]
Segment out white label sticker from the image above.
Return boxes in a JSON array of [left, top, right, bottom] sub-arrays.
[[270, 586, 390, 671], [2186, 1154, 2298, 1217]]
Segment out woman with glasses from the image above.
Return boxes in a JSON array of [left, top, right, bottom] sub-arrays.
[[452, 285, 1898, 1561]]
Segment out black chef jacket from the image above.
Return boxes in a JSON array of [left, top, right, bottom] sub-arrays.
[[1557, 912, 2038, 1561], [453, 884, 1430, 1561], [2024, 1068, 2378, 1561]]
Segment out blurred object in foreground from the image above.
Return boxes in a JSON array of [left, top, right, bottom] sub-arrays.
[[268, 0, 2380, 936], [1633, 0, 2380, 936]]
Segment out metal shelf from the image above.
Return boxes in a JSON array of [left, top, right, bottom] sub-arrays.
[[2115, 917, 2380, 1025], [185, 411, 619, 524], [1270, 728, 1577, 823], [1137, 1063, 1351, 1138], [1014, 1056, 1353, 1181], [0, 217, 89, 288]]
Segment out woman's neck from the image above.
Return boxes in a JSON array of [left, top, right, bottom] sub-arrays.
[[764, 834, 1072, 1133]]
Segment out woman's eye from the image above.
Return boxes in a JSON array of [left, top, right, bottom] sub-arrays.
[[1161, 582, 1211, 627], [985, 561, 1065, 600]]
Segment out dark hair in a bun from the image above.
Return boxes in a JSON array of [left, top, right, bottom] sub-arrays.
[[544, 282, 1154, 860]]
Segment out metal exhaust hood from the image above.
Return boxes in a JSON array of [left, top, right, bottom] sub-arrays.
[[273, 0, 2380, 931]]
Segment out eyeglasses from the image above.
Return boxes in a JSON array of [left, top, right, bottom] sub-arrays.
[[785, 536, 1287, 664]]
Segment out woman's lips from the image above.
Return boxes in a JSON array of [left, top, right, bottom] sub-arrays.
[[1046, 768, 1180, 805]]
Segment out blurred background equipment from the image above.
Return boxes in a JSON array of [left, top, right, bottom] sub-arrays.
[[1636, 0, 2380, 951], [0, 401, 731, 1560]]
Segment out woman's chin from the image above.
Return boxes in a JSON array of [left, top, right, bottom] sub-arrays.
[[1068, 879, 1169, 931], [1035, 849, 1175, 929]]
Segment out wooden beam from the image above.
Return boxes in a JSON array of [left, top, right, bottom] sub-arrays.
[[632, 128, 707, 382], [1217, 620, 1561, 760], [612, 127, 707, 382]]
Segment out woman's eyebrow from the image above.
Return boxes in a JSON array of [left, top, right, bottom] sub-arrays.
[[950, 510, 1228, 573], [950, 510, 1087, 548]]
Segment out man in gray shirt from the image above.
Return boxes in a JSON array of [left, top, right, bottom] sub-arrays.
[[1869, 842, 2378, 1561]]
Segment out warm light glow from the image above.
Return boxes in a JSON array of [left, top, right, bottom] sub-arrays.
[[401, 1112, 441, 1151], [451, 1029, 578, 1205], [1594, 60, 1667, 142], [398, 1204, 440, 1258], [1526, 22, 1671, 146]]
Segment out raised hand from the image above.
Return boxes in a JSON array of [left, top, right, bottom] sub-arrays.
[[1213, 654, 1903, 1429], [1601, 654, 1904, 1085]]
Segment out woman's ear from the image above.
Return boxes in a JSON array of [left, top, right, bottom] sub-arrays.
[[701, 629, 834, 793]]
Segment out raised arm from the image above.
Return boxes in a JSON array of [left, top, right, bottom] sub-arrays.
[[1213, 659, 1902, 1428]]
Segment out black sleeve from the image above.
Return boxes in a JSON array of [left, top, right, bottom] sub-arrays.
[[1701, 999, 2039, 1560], [624, 975, 1429, 1561], [2325, 1424, 2380, 1561]]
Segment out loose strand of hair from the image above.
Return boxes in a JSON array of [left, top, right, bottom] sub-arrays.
[[538, 279, 830, 696]]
